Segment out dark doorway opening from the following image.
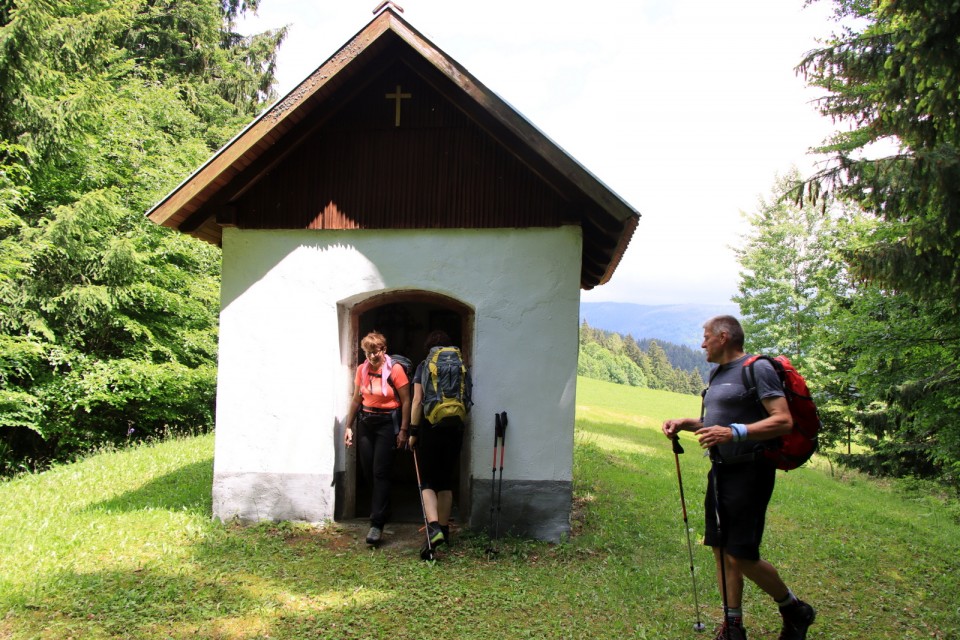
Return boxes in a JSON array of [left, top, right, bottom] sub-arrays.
[[341, 292, 473, 525]]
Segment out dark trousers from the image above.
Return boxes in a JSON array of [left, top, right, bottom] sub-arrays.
[[357, 413, 395, 528]]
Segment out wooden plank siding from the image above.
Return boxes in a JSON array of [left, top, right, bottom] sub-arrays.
[[233, 62, 568, 232]]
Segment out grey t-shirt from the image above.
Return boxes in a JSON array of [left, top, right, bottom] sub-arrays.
[[704, 355, 784, 461]]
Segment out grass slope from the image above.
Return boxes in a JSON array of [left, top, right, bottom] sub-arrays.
[[1, 377, 958, 639]]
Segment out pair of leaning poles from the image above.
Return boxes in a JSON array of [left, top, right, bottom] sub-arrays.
[[486, 411, 508, 556]]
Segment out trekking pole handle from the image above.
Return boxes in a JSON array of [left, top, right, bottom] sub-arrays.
[[492, 413, 502, 467], [672, 435, 685, 455]]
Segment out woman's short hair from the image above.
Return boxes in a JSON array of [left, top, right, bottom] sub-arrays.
[[704, 315, 744, 349], [361, 331, 387, 353], [423, 330, 451, 351]]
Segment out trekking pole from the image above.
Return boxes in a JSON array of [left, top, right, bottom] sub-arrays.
[[486, 413, 506, 555], [485, 413, 501, 555], [412, 448, 435, 561], [710, 447, 731, 639], [493, 411, 508, 542], [673, 436, 706, 633]]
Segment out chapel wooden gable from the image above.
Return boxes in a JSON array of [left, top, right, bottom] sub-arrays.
[[147, 7, 639, 289], [236, 58, 571, 232]]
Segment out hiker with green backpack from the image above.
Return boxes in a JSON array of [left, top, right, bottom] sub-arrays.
[[408, 330, 472, 553], [662, 316, 816, 640]]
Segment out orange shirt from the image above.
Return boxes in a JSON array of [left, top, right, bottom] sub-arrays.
[[355, 362, 409, 411]]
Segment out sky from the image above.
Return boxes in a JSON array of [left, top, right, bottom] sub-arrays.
[[236, 0, 841, 306]]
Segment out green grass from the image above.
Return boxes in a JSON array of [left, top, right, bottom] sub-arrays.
[[1, 377, 958, 639]]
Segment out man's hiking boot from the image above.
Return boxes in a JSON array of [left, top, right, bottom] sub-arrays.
[[778, 600, 816, 640], [713, 622, 747, 640], [427, 521, 445, 546], [365, 525, 382, 546]]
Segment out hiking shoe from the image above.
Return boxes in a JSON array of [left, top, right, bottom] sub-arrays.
[[365, 525, 383, 546], [778, 601, 816, 640], [713, 623, 748, 640], [419, 541, 435, 560], [427, 521, 445, 546], [440, 524, 450, 545]]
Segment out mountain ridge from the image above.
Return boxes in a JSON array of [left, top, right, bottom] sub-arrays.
[[579, 301, 740, 349]]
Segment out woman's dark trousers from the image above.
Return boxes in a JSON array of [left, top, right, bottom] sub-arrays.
[[357, 414, 395, 528]]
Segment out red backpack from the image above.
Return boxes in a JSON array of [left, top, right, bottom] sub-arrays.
[[742, 355, 821, 471]]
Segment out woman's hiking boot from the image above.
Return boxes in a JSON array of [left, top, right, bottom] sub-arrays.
[[365, 525, 383, 546]]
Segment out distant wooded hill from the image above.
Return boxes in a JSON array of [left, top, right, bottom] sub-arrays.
[[580, 302, 739, 349], [634, 337, 711, 382], [579, 322, 706, 394], [579, 302, 740, 383]]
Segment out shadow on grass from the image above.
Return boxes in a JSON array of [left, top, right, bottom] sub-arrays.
[[4, 522, 596, 640], [86, 458, 213, 514]]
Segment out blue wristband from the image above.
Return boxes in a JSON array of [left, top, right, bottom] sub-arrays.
[[730, 423, 748, 442]]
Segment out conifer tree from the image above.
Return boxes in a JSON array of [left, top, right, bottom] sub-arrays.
[[0, 0, 284, 472], [799, 0, 960, 303], [795, 0, 960, 485]]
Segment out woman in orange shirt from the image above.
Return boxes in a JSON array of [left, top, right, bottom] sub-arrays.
[[344, 331, 410, 546]]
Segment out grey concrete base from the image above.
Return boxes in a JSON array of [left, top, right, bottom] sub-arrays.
[[213, 471, 335, 524], [469, 478, 571, 542]]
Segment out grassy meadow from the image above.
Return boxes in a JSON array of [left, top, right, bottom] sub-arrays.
[[1, 377, 958, 639]]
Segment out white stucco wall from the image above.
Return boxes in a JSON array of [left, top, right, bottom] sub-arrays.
[[212, 226, 581, 531]]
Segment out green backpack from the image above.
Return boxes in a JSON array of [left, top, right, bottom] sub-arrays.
[[421, 346, 472, 424]]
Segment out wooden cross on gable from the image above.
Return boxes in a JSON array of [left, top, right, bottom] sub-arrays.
[[385, 84, 411, 127], [375, 3, 409, 126]]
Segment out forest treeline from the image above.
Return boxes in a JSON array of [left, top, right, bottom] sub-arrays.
[[2, 0, 960, 494], [0, 0, 282, 474], [578, 321, 705, 396]]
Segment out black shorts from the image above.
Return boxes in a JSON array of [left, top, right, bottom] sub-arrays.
[[418, 417, 464, 493], [703, 460, 776, 561]]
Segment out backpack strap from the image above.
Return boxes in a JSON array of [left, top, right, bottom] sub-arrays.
[[741, 354, 788, 414], [385, 360, 406, 395], [359, 356, 396, 397], [737, 355, 786, 462], [699, 364, 724, 424], [740, 354, 764, 410]]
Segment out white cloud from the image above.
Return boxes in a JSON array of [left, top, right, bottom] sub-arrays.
[[237, 0, 841, 305]]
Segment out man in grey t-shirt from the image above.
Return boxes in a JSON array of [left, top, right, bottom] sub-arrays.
[[662, 316, 816, 640], [703, 351, 784, 464]]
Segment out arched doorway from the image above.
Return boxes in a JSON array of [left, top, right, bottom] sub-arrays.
[[337, 290, 474, 525]]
